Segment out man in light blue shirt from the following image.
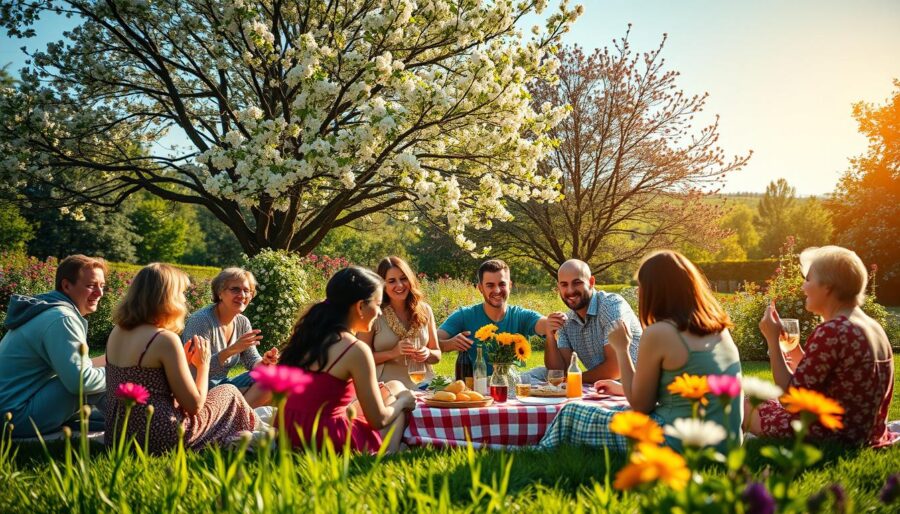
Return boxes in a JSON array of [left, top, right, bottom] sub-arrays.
[[0, 255, 108, 437], [522, 259, 642, 383], [438, 259, 567, 374]]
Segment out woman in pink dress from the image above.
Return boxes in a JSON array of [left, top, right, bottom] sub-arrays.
[[747, 246, 895, 447], [280, 266, 417, 454]]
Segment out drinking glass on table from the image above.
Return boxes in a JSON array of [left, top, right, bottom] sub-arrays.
[[779, 318, 800, 353], [515, 375, 532, 397], [547, 369, 565, 390]]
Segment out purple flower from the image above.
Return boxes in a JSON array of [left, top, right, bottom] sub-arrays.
[[880, 474, 900, 504], [830, 484, 846, 513], [742, 482, 776, 514]]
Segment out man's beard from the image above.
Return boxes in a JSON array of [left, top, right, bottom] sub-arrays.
[[563, 291, 590, 311]]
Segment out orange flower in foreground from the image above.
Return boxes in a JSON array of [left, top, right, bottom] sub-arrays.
[[667, 373, 710, 405], [780, 387, 845, 430], [610, 411, 665, 444], [613, 443, 690, 491]]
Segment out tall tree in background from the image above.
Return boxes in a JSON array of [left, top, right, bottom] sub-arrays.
[[485, 33, 750, 275], [0, 0, 580, 256], [128, 195, 196, 264], [829, 80, 900, 303], [754, 178, 796, 257]]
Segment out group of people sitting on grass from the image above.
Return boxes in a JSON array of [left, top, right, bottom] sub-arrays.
[[0, 245, 894, 455]]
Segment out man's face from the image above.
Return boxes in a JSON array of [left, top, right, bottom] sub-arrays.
[[477, 269, 511, 309], [557, 267, 594, 311], [62, 267, 106, 316]]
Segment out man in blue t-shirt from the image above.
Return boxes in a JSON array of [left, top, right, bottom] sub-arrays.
[[438, 259, 567, 374]]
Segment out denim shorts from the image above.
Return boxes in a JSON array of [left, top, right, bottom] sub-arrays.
[[210, 370, 255, 390]]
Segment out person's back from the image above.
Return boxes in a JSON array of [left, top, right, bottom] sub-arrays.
[[651, 322, 743, 450]]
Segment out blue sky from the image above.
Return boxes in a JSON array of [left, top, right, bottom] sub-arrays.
[[2, 0, 899, 195]]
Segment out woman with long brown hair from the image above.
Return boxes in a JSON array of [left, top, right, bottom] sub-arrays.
[[359, 256, 442, 389], [539, 250, 743, 453]]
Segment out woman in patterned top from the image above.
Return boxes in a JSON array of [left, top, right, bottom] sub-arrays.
[[359, 256, 442, 389], [748, 246, 895, 447], [105, 264, 258, 454], [182, 268, 278, 407]]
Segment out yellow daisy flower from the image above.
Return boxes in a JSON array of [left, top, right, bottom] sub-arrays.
[[610, 411, 665, 445], [613, 443, 690, 491], [667, 373, 710, 405], [475, 324, 498, 341], [780, 387, 845, 430]]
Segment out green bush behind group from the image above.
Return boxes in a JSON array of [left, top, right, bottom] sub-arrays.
[[2, 241, 897, 363]]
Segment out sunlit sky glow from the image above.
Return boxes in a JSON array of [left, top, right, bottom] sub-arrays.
[[2, 0, 898, 195]]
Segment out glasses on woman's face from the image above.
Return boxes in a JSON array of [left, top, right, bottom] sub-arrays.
[[227, 286, 254, 297]]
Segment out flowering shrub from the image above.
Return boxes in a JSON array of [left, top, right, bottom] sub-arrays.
[[242, 249, 310, 352], [722, 237, 894, 360]]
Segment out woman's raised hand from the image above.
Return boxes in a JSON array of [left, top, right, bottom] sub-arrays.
[[233, 329, 263, 352], [401, 339, 428, 362], [758, 301, 784, 345], [187, 335, 211, 368], [607, 320, 631, 353]]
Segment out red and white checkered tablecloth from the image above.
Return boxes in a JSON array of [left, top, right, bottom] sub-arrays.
[[403, 389, 630, 449]]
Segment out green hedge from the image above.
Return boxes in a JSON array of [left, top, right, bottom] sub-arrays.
[[696, 259, 777, 284]]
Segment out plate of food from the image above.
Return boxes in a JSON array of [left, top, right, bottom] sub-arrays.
[[423, 379, 494, 408], [530, 384, 567, 398], [517, 395, 567, 405]]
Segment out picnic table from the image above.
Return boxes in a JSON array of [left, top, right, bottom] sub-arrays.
[[403, 388, 629, 449]]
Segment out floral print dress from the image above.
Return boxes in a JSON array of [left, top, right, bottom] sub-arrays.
[[757, 316, 896, 447]]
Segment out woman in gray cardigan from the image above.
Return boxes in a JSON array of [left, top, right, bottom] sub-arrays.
[[182, 268, 278, 407]]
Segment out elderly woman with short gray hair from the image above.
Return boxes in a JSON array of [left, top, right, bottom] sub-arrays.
[[748, 246, 895, 447], [182, 267, 278, 407]]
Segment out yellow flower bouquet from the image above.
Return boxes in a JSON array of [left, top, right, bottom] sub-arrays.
[[475, 323, 531, 366]]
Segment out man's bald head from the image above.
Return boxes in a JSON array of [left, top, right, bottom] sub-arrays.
[[557, 259, 595, 312], [558, 259, 591, 281]]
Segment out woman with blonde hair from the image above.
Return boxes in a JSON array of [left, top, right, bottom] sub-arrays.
[[748, 246, 895, 446], [182, 267, 278, 407], [105, 264, 258, 454], [359, 256, 442, 389], [540, 250, 742, 453]]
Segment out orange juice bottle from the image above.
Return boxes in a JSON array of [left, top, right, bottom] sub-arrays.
[[566, 352, 582, 399]]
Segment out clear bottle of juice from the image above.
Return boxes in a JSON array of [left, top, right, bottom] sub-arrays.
[[566, 352, 583, 399]]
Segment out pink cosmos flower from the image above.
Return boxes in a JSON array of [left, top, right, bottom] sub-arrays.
[[250, 364, 312, 396], [707, 375, 741, 399], [115, 382, 150, 405]]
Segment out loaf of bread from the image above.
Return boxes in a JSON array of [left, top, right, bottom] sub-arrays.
[[433, 391, 457, 401]]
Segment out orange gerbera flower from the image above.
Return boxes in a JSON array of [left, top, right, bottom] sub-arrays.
[[514, 339, 531, 361], [780, 387, 845, 430], [475, 324, 498, 341], [613, 443, 690, 491], [667, 373, 710, 405], [610, 411, 665, 444], [496, 332, 515, 346]]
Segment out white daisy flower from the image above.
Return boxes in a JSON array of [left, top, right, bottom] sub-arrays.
[[663, 418, 727, 448], [742, 376, 783, 402]]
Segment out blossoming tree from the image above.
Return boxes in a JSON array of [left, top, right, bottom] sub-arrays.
[[0, 0, 580, 254]]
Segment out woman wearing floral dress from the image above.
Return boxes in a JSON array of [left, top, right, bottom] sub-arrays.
[[359, 256, 442, 389], [748, 246, 895, 447], [105, 264, 258, 454]]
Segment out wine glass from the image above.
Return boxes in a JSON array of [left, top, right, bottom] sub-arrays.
[[779, 318, 800, 353], [407, 335, 427, 384], [547, 369, 565, 390]]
